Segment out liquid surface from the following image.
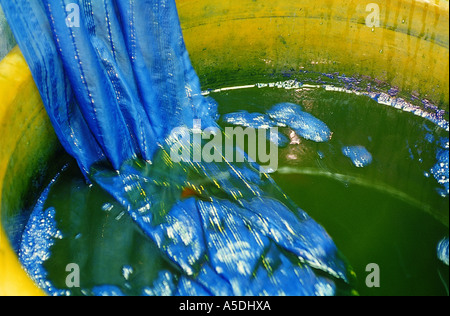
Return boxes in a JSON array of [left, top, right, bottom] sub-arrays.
[[18, 85, 449, 296], [214, 85, 449, 295]]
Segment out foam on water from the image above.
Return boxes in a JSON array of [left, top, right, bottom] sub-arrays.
[[18, 179, 65, 296]]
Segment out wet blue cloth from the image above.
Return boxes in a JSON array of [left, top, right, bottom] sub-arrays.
[[1, 0, 217, 174], [267, 103, 332, 142], [91, 153, 351, 295], [437, 237, 449, 266], [223, 103, 332, 144], [222, 110, 290, 147], [4, 0, 352, 295], [342, 146, 373, 168], [222, 111, 277, 129]]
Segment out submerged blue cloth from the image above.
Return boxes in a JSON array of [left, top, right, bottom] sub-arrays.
[[342, 146, 373, 168], [89, 153, 352, 295], [3, 0, 353, 295]]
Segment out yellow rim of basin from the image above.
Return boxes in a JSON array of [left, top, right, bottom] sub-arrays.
[[0, 0, 448, 296], [0, 47, 49, 296]]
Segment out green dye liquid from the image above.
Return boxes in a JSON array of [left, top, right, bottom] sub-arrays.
[[38, 85, 448, 296]]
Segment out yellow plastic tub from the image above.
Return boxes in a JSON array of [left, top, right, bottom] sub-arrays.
[[0, 0, 448, 296]]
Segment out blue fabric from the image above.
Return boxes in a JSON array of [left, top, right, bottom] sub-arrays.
[[1, 0, 217, 173], [342, 146, 373, 168], [90, 153, 352, 295], [223, 103, 332, 144], [221, 110, 290, 147], [267, 103, 332, 142], [3, 0, 353, 295], [437, 237, 449, 266]]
